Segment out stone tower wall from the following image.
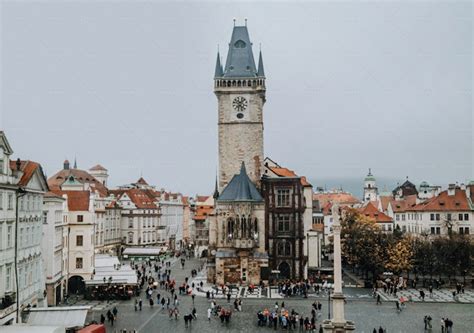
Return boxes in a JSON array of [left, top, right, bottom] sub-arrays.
[[216, 89, 265, 190]]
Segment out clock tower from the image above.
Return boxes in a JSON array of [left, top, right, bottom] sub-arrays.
[[214, 24, 266, 191]]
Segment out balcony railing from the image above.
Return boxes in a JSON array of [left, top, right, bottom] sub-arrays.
[[232, 238, 256, 249]]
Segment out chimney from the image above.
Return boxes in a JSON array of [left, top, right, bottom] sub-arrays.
[[447, 184, 456, 196], [64, 160, 70, 170]]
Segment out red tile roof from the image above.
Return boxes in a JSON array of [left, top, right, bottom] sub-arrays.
[[357, 202, 393, 223], [389, 194, 417, 212], [193, 205, 214, 221], [136, 177, 149, 185], [410, 189, 471, 212], [10, 160, 48, 189], [48, 168, 108, 196], [196, 195, 210, 203], [269, 166, 312, 186], [119, 189, 158, 209], [89, 164, 107, 171], [53, 190, 91, 211]]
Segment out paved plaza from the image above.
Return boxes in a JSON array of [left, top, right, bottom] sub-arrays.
[[77, 257, 474, 332]]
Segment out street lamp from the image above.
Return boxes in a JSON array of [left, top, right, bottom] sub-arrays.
[[15, 186, 27, 323], [328, 291, 331, 319]]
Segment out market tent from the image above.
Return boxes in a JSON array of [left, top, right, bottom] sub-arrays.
[[27, 306, 90, 328]]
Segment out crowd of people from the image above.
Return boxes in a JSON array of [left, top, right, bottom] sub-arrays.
[[255, 301, 324, 332]]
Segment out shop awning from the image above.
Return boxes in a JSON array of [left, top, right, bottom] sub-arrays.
[[27, 306, 90, 328]]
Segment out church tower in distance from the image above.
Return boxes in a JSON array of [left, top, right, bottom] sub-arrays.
[[214, 24, 266, 191]]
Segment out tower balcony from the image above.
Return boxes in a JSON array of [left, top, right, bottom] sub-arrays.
[[214, 78, 266, 92]]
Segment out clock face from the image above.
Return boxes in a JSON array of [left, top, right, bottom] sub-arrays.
[[232, 96, 248, 112]]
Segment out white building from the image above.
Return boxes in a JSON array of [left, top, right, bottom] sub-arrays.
[[159, 192, 184, 250], [112, 187, 161, 247], [0, 132, 48, 325], [363, 169, 378, 202], [42, 192, 67, 306]]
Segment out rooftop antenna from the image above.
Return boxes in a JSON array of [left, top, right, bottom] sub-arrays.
[[245, 18, 247, 26], [233, 18, 236, 26]]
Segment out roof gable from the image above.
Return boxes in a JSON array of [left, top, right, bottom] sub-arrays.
[[223, 26, 258, 78], [0, 131, 14, 155]]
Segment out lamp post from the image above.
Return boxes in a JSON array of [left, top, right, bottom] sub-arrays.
[[15, 186, 27, 323], [328, 291, 331, 319]]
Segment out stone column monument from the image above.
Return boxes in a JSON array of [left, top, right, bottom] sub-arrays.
[[322, 204, 355, 332]]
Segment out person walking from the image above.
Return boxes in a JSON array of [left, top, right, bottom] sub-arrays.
[[139, 299, 143, 311], [376, 293, 382, 305], [134, 299, 138, 311], [100, 314, 105, 324], [112, 306, 118, 319], [207, 307, 212, 321], [441, 317, 445, 333]]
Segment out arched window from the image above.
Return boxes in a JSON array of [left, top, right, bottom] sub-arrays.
[[285, 242, 291, 256], [241, 216, 247, 238], [253, 218, 258, 239], [227, 218, 234, 239], [277, 241, 284, 256]]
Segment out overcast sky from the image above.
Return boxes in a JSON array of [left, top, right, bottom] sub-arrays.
[[1, 1, 472, 196]]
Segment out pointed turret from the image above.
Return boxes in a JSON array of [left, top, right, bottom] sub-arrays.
[[73, 157, 77, 169], [214, 51, 223, 78], [223, 25, 257, 78], [213, 176, 219, 199], [257, 50, 265, 77]]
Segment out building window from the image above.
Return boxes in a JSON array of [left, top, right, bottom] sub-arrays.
[[401, 214, 406, 221], [430, 227, 441, 235], [458, 213, 463, 221], [435, 214, 440, 221], [7, 225, 12, 247], [128, 233, 133, 243], [128, 218, 133, 228], [7, 193, 13, 210], [277, 215, 291, 232], [76, 257, 83, 269], [447, 213, 452, 221], [396, 215, 400, 221], [276, 189, 291, 207], [76, 235, 83, 246], [464, 213, 469, 221], [43, 211, 48, 224], [77, 215, 84, 222], [430, 214, 434, 221], [5, 264, 12, 291], [459, 227, 470, 235], [0, 192, 3, 210]]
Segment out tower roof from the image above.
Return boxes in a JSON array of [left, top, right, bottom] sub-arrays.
[[365, 168, 375, 181], [218, 162, 263, 202], [223, 26, 257, 78]]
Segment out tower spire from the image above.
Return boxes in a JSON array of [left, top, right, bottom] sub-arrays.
[[214, 50, 223, 78], [257, 49, 265, 77], [223, 23, 257, 77], [73, 156, 77, 169], [213, 175, 219, 199]]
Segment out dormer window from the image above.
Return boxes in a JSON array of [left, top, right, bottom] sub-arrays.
[[234, 40, 246, 48]]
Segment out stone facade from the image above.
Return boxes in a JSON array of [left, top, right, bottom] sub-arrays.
[[215, 79, 265, 190]]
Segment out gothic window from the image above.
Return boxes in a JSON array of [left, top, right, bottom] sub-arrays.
[[227, 218, 234, 239], [276, 189, 291, 207], [247, 217, 252, 238], [241, 216, 247, 238], [277, 242, 284, 256], [285, 242, 291, 256]]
